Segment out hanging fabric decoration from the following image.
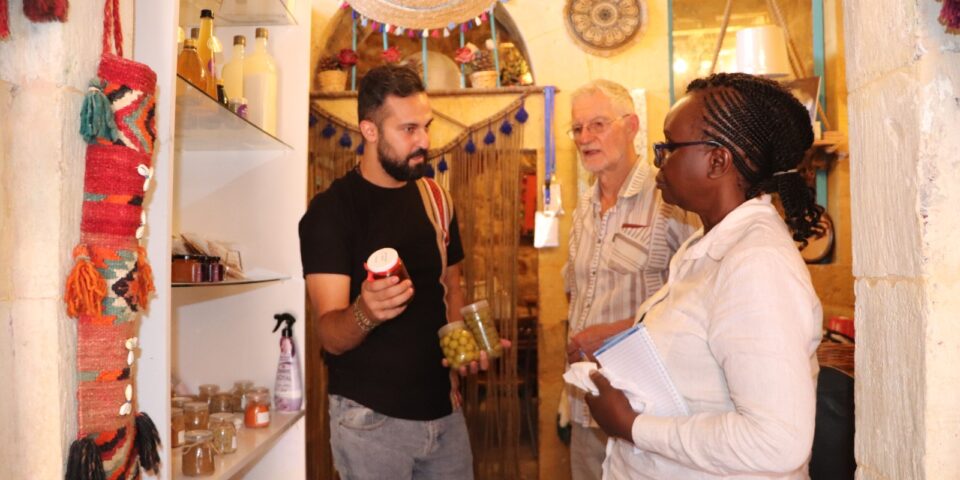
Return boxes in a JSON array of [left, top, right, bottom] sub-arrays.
[[1, 0, 10, 40], [515, 102, 529, 123], [23, 0, 69, 22], [309, 113, 319, 127], [322, 123, 337, 138], [483, 126, 496, 145], [437, 156, 449, 173], [465, 136, 477, 154], [65, 0, 160, 478], [941, 0, 960, 29], [424, 162, 436, 178], [339, 131, 353, 148], [356, 142, 364, 155], [499, 119, 513, 135]]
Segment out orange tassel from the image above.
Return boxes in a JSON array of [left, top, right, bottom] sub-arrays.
[[135, 245, 155, 309], [65, 244, 106, 319]]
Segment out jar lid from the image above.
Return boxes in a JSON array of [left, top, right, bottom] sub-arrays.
[[184, 401, 209, 411], [184, 430, 213, 442], [252, 386, 270, 395], [460, 299, 490, 316], [234, 380, 254, 389], [172, 254, 196, 260], [210, 413, 234, 424], [366, 248, 399, 274], [198, 384, 219, 391], [246, 391, 269, 403], [438, 320, 467, 338]]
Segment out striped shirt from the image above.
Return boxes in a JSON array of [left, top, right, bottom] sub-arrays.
[[563, 160, 699, 426]]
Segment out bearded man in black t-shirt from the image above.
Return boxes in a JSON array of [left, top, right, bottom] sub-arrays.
[[299, 65, 498, 480]]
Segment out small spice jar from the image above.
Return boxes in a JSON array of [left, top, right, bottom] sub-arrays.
[[172, 255, 204, 283], [438, 321, 480, 369], [181, 430, 216, 476], [183, 402, 210, 430], [209, 393, 234, 414], [204, 256, 224, 282], [198, 384, 220, 403], [209, 413, 238, 454], [171, 407, 186, 448], [172, 396, 195, 410], [460, 300, 503, 359], [232, 380, 254, 412], [244, 391, 271, 428]]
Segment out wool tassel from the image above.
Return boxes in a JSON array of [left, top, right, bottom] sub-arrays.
[[941, 0, 960, 29], [23, 0, 68, 22], [65, 244, 106, 319], [0, 0, 9, 40], [135, 412, 162, 474], [135, 246, 155, 309], [65, 437, 106, 480], [80, 79, 120, 144]]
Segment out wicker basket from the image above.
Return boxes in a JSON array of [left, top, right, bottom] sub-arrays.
[[469, 70, 498, 89], [317, 69, 348, 92]]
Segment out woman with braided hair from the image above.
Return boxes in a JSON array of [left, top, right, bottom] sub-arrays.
[[578, 73, 823, 479]]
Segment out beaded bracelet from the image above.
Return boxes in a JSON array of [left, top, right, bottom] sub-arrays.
[[353, 298, 379, 333]]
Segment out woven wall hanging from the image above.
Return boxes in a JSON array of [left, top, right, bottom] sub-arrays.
[[64, 0, 160, 478], [563, 0, 646, 57]]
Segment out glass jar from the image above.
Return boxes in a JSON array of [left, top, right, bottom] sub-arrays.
[[438, 321, 480, 369], [183, 402, 210, 430], [171, 407, 185, 448], [172, 254, 204, 283], [244, 391, 271, 428], [209, 413, 238, 454], [172, 396, 195, 410], [460, 300, 503, 359], [232, 380, 254, 412], [181, 430, 216, 476], [198, 384, 220, 403], [209, 393, 233, 414]]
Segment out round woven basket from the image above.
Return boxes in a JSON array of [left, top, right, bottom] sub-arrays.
[[348, 0, 495, 30], [469, 70, 498, 89], [317, 70, 348, 92]]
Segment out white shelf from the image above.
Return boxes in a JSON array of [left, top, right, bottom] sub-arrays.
[[172, 269, 290, 288], [180, 0, 296, 27], [175, 76, 292, 151], [171, 410, 305, 479]]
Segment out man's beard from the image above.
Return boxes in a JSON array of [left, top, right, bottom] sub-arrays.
[[378, 143, 430, 181]]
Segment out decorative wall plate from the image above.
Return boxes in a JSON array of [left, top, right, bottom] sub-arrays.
[[564, 0, 646, 57]]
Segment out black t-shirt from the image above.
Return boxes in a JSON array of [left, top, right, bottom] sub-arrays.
[[298, 168, 464, 421]]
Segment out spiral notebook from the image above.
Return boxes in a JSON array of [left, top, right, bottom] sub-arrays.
[[594, 324, 690, 417]]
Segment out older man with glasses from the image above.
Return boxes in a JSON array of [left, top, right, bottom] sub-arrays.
[[562, 79, 700, 480]]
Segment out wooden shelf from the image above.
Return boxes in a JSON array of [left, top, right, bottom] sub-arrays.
[[175, 76, 292, 151], [812, 130, 847, 154], [172, 268, 290, 288], [180, 0, 296, 27], [171, 410, 304, 479]]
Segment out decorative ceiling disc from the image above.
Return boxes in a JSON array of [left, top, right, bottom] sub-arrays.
[[564, 0, 646, 57]]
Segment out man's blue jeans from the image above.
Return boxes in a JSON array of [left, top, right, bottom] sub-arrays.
[[329, 394, 474, 480]]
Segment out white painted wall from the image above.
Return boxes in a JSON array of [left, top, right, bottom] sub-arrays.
[[845, 0, 960, 478]]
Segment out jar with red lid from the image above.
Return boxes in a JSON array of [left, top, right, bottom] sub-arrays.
[[364, 248, 411, 282]]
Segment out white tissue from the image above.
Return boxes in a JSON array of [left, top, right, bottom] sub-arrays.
[[562, 361, 651, 414]]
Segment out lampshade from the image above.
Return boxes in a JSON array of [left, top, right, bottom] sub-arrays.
[[735, 25, 791, 78]]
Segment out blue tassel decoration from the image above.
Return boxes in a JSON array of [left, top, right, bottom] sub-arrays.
[[339, 131, 353, 148], [483, 127, 496, 145], [500, 119, 513, 135], [79, 78, 120, 144], [515, 104, 529, 124], [309, 114, 319, 128], [425, 163, 436, 178], [465, 137, 476, 154], [322, 123, 337, 138], [356, 143, 365, 155], [438, 156, 449, 173]]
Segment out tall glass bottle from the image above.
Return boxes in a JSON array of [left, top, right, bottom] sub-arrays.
[[196, 9, 218, 98], [244, 28, 278, 135], [221, 35, 246, 102], [177, 38, 207, 91]]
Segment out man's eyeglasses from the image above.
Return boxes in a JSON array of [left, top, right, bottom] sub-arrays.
[[652, 140, 723, 168], [567, 114, 630, 140]]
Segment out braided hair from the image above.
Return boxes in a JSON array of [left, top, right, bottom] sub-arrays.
[[686, 72, 823, 244]]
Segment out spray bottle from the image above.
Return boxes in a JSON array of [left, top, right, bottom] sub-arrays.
[[273, 313, 303, 412]]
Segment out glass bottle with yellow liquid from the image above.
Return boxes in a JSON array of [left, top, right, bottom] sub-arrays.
[[177, 38, 206, 91], [196, 9, 218, 98]]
